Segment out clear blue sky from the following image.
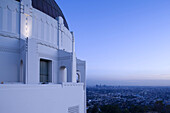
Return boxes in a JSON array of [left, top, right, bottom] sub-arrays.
[[56, 0, 170, 86]]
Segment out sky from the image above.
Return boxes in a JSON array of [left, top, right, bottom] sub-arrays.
[[56, 0, 170, 86]]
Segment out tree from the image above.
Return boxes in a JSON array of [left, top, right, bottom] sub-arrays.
[[154, 101, 166, 113], [100, 105, 122, 113]]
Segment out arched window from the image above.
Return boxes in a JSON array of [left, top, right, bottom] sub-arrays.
[[15, 0, 20, 2], [20, 60, 24, 83], [76, 71, 81, 83], [59, 66, 67, 83]]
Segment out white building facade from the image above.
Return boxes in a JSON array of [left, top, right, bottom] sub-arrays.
[[0, 0, 86, 113]]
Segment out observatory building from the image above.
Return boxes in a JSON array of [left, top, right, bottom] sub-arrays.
[[0, 0, 86, 113]]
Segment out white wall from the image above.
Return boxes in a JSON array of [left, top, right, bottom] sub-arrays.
[[38, 42, 59, 84], [0, 0, 86, 112], [0, 0, 20, 83], [0, 0, 20, 36], [25, 38, 76, 84], [0, 83, 85, 113], [58, 50, 73, 83], [76, 59, 86, 113], [0, 0, 78, 84], [31, 8, 73, 53], [0, 36, 20, 82], [32, 10, 58, 46]]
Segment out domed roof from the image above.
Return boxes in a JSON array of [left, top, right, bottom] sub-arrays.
[[32, 0, 69, 29]]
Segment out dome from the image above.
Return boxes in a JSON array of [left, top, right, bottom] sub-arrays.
[[32, 0, 69, 29]]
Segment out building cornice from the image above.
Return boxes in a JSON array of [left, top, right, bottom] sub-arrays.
[[0, 31, 19, 39]]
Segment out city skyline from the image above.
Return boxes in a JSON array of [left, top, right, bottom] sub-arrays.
[[56, 0, 170, 86]]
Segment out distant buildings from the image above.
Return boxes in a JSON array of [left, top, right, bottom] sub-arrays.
[[87, 86, 170, 112]]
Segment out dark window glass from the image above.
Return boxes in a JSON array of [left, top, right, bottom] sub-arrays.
[[32, 0, 37, 7], [52, 8, 56, 18], [37, 0, 43, 12], [40, 60, 48, 83], [48, 5, 52, 17], [43, 1, 48, 14]]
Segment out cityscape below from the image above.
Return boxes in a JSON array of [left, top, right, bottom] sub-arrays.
[[87, 85, 170, 113]]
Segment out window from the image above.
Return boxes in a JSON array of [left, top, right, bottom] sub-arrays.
[[15, 0, 20, 2], [20, 60, 24, 83], [76, 71, 81, 83], [40, 59, 52, 83]]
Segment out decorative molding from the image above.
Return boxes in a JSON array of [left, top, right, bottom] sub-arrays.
[[7, 5, 19, 12], [37, 40, 58, 50], [0, 31, 19, 39], [39, 53, 57, 61], [0, 1, 20, 12], [62, 83, 84, 87]]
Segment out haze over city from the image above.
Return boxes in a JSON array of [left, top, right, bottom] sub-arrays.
[[57, 0, 170, 86]]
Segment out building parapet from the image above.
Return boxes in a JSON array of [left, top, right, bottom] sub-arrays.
[[0, 82, 84, 88]]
